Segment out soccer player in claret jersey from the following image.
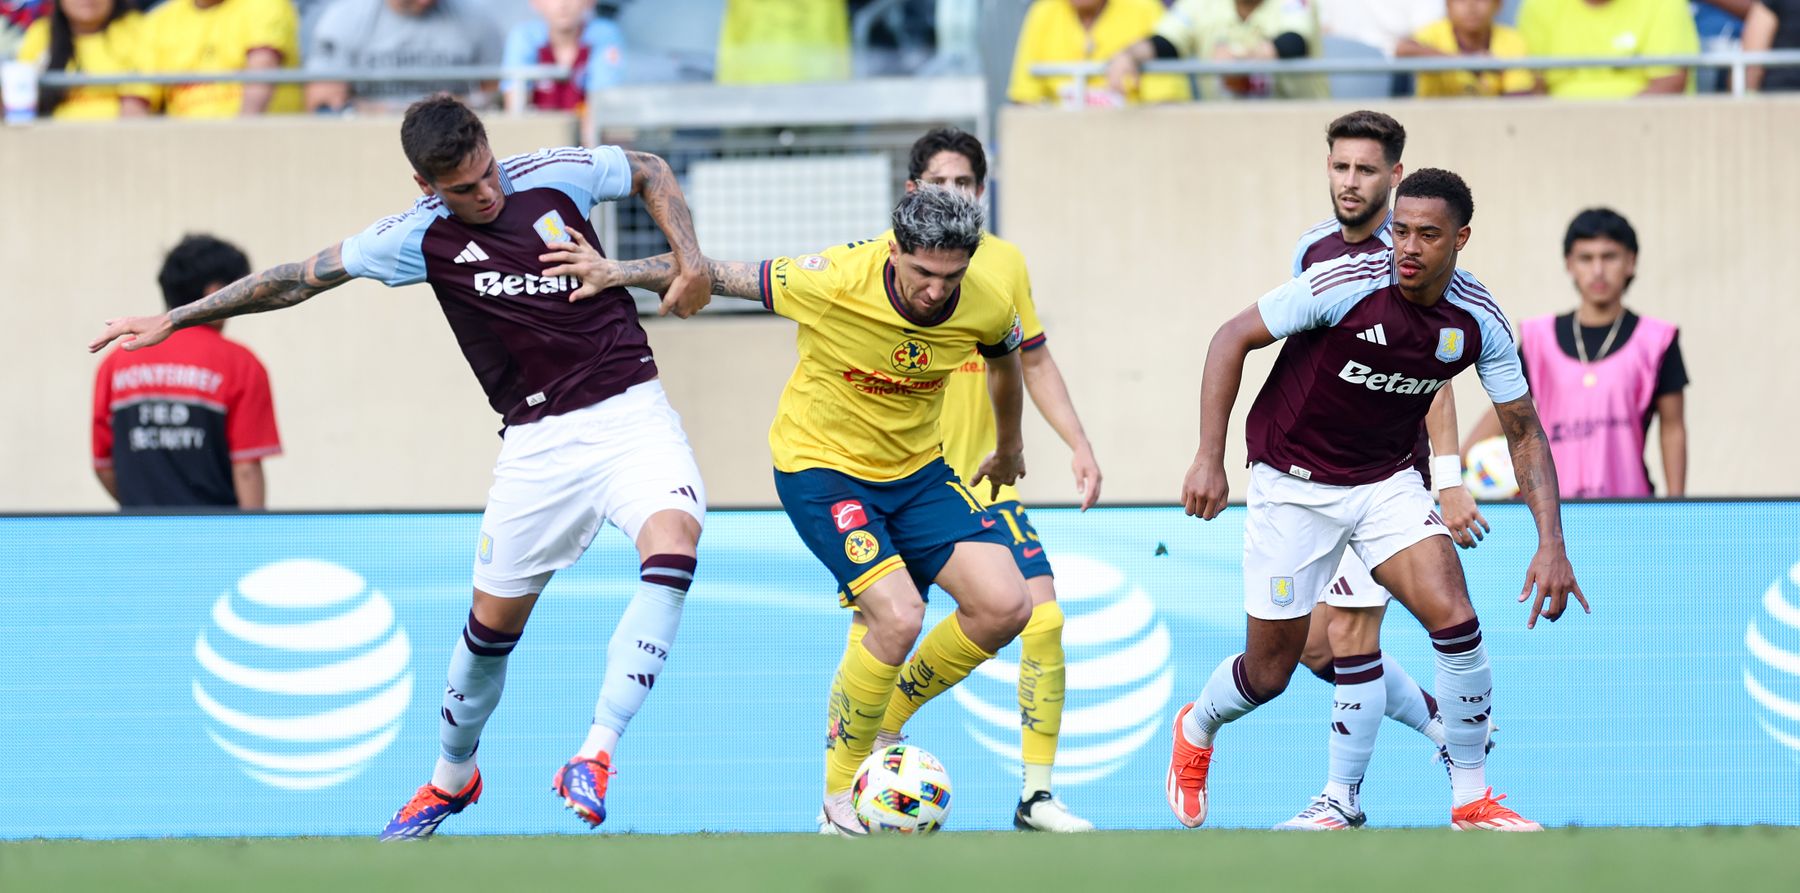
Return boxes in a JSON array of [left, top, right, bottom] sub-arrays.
[[1171, 168, 1588, 832], [88, 94, 715, 839], [869, 129, 1101, 832], [542, 185, 1036, 837], [1280, 110, 1495, 830]]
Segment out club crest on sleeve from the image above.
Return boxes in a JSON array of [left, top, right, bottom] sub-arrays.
[[1435, 327, 1465, 362], [799, 255, 829, 271], [845, 530, 881, 565], [1270, 576, 1295, 607], [533, 210, 574, 246]]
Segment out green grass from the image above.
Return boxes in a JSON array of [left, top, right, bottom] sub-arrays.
[[4, 829, 1799, 893]]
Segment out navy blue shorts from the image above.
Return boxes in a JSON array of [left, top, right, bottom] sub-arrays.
[[774, 458, 1014, 607], [984, 499, 1054, 580]]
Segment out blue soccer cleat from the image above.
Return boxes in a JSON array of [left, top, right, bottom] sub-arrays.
[[379, 770, 482, 841], [552, 753, 614, 828]]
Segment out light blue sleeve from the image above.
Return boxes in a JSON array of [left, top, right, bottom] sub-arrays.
[[1472, 308, 1529, 404], [504, 145, 634, 212], [583, 19, 627, 92], [501, 20, 546, 96], [1257, 254, 1380, 340], [339, 207, 432, 287]]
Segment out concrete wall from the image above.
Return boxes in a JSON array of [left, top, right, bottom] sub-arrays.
[[5, 99, 1797, 511]]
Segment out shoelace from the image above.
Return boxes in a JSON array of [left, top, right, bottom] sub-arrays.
[[1175, 748, 1213, 784]]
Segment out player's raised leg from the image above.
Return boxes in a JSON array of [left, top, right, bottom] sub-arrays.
[[880, 539, 1032, 737], [380, 587, 533, 841], [821, 571, 925, 835]]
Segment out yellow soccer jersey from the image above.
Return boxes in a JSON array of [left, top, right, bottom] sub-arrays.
[[139, 0, 303, 118], [937, 235, 1045, 507], [763, 237, 1024, 482], [1008, 0, 1191, 106], [17, 14, 153, 120], [1410, 19, 1533, 97]]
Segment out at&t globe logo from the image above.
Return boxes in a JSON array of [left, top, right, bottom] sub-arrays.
[[193, 560, 412, 790], [1745, 557, 1800, 757], [952, 555, 1173, 785]]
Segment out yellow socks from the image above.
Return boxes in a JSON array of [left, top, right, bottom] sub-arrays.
[[881, 612, 995, 735], [1019, 601, 1067, 793], [824, 637, 902, 794]]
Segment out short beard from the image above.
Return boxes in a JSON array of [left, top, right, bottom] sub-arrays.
[[1334, 195, 1386, 231]]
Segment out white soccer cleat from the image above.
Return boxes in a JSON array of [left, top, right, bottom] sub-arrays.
[[1014, 791, 1096, 832], [818, 790, 867, 837], [1274, 795, 1366, 831]]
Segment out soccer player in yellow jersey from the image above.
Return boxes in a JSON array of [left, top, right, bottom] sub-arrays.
[[861, 129, 1103, 832], [542, 185, 1037, 836]]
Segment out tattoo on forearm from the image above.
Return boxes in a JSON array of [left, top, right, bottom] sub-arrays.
[[1496, 398, 1563, 532], [707, 260, 763, 299], [170, 246, 351, 328], [627, 151, 703, 265]]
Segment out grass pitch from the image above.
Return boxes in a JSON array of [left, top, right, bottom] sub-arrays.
[[4, 828, 1797, 893]]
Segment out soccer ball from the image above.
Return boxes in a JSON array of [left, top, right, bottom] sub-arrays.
[[852, 745, 952, 834], [1462, 436, 1519, 499]]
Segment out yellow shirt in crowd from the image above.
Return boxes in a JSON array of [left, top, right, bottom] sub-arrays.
[[1008, 0, 1191, 106], [715, 0, 850, 84], [1517, 0, 1699, 98], [936, 234, 1044, 506], [138, 0, 303, 117], [761, 236, 1023, 483], [1410, 19, 1533, 97], [16, 13, 152, 120], [1155, 0, 1327, 99]]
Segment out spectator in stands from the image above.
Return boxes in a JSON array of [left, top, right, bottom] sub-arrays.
[[1008, 0, 1190, 106], [136, 0, 301, 117], [1106, 0, 1327, 100], [1746, 0, 1800, 90], [501, 0, 625, 114], [1318, 0, 1442, 55], [1517, 0, 1700, 96], [92, 235, 283, 509], [0, 0, 47, 60], [1395, 0, 1535, 96], [136, 0, 302, 116], [1465, 208, 1688, 497], [15, 0, 153, 118], [305, 0, 501, 114], [715, 0, 849, 84]]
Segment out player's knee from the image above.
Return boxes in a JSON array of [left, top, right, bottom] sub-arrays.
[[1326, 608, 1382, 655], [1243, 659, 1296, 703], [1300, 647, 1336, 681]]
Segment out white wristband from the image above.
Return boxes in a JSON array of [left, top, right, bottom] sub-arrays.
[[1431, 455, 1464, 492]]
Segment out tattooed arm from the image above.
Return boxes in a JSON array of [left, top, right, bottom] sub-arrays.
[[624, 150, 713, 317], [1494, 395, 1590, 628], [539, 235, 764, 303], [88, 245, 354, 353]]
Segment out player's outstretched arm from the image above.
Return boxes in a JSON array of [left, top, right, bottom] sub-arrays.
[[1494, 395, 1589, 628], [88, 245, 353, 353], [1021, 346, 1101, 510], [1180, 304, 1276, 521], [541, 235, 763, 305], [1427, 383, 1488, 548], [973, 351, 1027, 501], [624, 150, 712, 317]]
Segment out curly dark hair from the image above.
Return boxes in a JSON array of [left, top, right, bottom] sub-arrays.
[[908, 127, 987, 185], [1396, 168, 1474, 228], [400, 93, 489, 182], [1326, 110, 1406, 166], [159, 235, 251, 311]]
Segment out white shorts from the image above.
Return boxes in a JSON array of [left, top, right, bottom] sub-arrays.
[[1242, 462, 1446, 621], [473, 380, 707, 597]]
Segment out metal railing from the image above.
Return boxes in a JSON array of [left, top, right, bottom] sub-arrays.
[[1032, 49, 1800, 103], [34, 64, 572, 88]]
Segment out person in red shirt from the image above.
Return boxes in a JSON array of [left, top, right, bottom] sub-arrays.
[[91, 234, 281, 508]]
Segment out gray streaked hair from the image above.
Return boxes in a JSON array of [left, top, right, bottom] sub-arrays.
[[891, 184, 985, 257]]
